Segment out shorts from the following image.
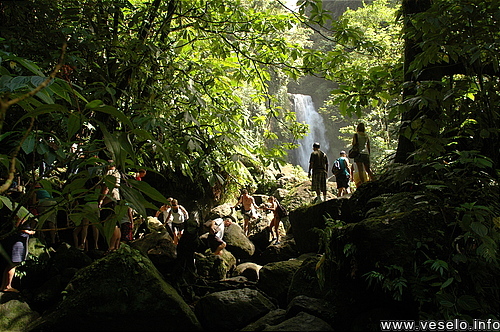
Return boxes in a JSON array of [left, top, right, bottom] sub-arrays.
[[336, 174, 350, 189], [354, 153, 370, 166], [5, 233, 29, 263], [208, 234, 224, 252], [172, 222, 184, 232], [311, 171, 327, 192], [242, 209, 253, 220]]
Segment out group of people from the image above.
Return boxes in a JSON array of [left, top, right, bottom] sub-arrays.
[[308, 122, 375, 201], [232, 189, 283, 245], [2, 123, 374, 291]]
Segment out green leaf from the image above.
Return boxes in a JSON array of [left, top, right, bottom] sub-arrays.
[[441, 277, 454, 289], [101, 126, 124, 168], [470, 221, 488, 237], [67, 113, 82, 139], [15, 104, 67, 126], [88, 104, 134, 129], [129, 179, 168, 205], [457, 295, 481, 311], [119, 184, 157, 219], [21, 134, 36, 154]]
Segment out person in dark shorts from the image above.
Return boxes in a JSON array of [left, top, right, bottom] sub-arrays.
[[352, 122, 374, 184], [1, 216, 35, 292], [334, 151, 351, 197]]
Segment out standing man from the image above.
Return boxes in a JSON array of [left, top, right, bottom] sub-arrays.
[[308, 142, 329, 202], [233, 189, 259, 236]]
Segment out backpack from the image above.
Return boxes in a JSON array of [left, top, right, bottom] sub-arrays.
[[332, 158, 343, 176], [276, 201, 288, 218]]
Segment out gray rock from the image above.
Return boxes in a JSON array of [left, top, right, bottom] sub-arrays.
[[256, 235, 299, 265], [286, 295, 335, 326], [287, 255, 324, 302], [194, 249, 236, 280], [289, 198, 346, 253], [223, 223, 256, 259], [240, 309, 287, 331], [129, 230, 176, 260], [0, 296, 39, 331], [233, 262, 262, 282], [263, 311, 334, 331], [195, 288, 276, 331], [257, 259, 303, 308], [207, 203, 236, 220]]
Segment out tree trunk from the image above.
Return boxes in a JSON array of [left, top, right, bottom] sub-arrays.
[[394, 0, 431, 164]]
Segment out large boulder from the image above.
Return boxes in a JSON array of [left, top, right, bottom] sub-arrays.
[[240, 309, 287, 331], [223, 223, 256, 259], [28, 244, 201, 331], [285, 295, 336, 327], [287, 255, 323, 302], [19, 242, 94, 312], [232, 262, 263, 282], [263, 311, 333, 331], [257, 259, 304, 308], [195, 288, 276, 331], [288, 197, 348, 253], [0, 293, 39, 331], [194, 250, 236, 280], [207, 203, 237, 220], [255, 235, 299, 265], [129, 230, 176, 260]]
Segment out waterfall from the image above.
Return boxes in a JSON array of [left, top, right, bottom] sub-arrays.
[[289, 94, 330, 172]]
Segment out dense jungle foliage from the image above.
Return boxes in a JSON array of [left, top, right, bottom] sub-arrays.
[[0, 0, 499, 323]]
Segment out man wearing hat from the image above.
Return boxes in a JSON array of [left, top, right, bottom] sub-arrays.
[[308, 142, 329, 202]]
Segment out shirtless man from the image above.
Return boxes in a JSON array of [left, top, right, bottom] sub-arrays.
[[233, 189, 258, 236]]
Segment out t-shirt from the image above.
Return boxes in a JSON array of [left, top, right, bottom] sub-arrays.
[[106, 168, 121, 201], [171, 207, 187, 224], [36, 189, 52, 200], [309, 149, 328, 171], [338, 157, 350, 177]]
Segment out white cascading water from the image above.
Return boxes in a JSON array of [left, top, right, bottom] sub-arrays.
[[289, 93, 330, 172]]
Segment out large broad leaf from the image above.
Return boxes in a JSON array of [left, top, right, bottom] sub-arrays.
[[457, 295, 481, 311], [0, 195, 34, 220], [118, 132, 135, 162], [101, 126, 125, 167], [67, 112, 83, 140], [15, 104, 68, 126], [128, 179, 168, 205], [119, 184, 157, 219], [86, 101, 134, 129], [21, 133, 36, 154]]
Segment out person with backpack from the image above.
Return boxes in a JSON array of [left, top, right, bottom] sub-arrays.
[[332, 151, 352, 197], [308, 142, 329, 203], [263, 196, 284, 245]]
